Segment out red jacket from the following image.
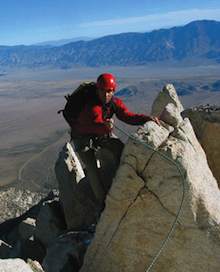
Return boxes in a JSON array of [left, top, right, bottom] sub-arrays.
[[74, 96, 147, 135]]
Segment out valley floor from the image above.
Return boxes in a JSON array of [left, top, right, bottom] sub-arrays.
[[0, 65, 219, 191]]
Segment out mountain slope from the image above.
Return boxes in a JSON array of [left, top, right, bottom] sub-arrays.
[[0, 20, 219, 68], [33, 36, 95, 47]]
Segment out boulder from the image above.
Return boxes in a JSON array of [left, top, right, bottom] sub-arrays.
[[0, 258, 34, 272], [34, 199, 66, 248], [0, 191, 58, 261], [0, 188, 48, 225], [19, 239, 46, 266], [80, 85, 220, 272], [55, 143, 99, 230], [151, 84, 184, 118], [0, 240, 12, 259], [27, 259, 45, 272], [182, 104, 220, 187], [18, 218, 36, 241], [55, 143, 85, 185], [42, 231, 92, 272]]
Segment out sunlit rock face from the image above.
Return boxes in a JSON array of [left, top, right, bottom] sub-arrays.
[[81, 85, 220, 272]]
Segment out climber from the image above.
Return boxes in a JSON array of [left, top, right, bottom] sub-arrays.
[[70, 73, 161, 209]]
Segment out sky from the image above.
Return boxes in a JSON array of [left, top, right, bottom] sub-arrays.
[[0, 0, 220, 46]]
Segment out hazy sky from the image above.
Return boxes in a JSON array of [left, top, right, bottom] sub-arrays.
[[1, 0, 220, 46]]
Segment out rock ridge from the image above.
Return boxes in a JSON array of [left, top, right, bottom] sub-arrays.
[[81, 84, 220, 272]]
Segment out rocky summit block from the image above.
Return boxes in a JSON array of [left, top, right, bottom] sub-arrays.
[[81, 84, 220, 272]]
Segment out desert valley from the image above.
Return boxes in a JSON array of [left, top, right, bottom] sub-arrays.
[[0, 63, 219, 192]]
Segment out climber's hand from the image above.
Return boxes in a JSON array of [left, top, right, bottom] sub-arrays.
[[145, 116, 161, 126], [104, 118, 114, 130]]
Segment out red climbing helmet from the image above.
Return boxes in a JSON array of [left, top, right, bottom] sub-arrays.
[[96, 73, 116, 90]]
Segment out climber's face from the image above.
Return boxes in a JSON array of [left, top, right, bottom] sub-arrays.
[[97, 88, 114, 104]]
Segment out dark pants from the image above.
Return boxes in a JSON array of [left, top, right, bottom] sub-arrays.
[[76, 134, 124, 201]]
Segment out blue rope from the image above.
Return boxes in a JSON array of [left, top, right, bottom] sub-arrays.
[[112, 122, 186, 272]]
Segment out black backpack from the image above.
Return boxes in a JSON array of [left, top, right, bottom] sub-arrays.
[[58, 81, 97, 128]]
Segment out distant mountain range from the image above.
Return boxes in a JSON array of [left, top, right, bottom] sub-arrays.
[[33, 37, 95, 47], [0, 20, 219, 68]]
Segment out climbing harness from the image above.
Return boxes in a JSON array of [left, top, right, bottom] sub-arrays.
[[112, 122, 186, 272]]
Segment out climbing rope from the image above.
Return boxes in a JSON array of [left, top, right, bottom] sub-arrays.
[[112, 122, 186, 272]]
